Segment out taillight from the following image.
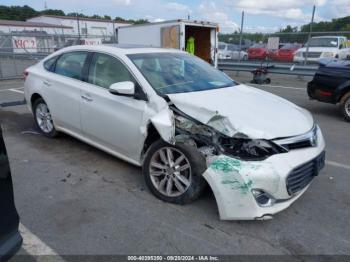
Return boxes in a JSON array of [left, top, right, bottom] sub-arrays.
[[320, 90, 332, 97], [23, 70, 28, 81]]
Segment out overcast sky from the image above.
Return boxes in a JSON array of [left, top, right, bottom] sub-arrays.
[[3, 0, 350, 33]]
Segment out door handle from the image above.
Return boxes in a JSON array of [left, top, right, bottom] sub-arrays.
[[81, 95, 93, 102], [43, 80, 51, 87]]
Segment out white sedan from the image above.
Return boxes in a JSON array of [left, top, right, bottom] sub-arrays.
[[24, 45, 326, 220], [218, 43, 248, 60]]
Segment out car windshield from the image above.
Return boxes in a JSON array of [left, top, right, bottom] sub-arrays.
[[227, 45, 238, 51], [308, 38, 338, 47], [128, 52, 236, 95], [218, 44, 226, 50], [281, 44, 300, 49]]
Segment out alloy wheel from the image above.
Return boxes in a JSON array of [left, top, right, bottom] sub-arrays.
[[345, 98, 350, 117], [149, 147, 192, 197], [35, 103, 54, 133]]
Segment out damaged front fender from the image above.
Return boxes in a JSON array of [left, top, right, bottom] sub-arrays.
[[150, 108, 175, 144]]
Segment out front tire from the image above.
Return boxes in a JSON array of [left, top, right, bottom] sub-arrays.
[[33, 98, 58, 137], [143, 140, 207, 204], [340, 92, 350, 122]]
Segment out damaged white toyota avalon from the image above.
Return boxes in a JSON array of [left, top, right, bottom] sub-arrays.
[[24, 45, 326, 220]]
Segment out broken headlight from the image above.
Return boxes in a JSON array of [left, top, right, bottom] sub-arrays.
[[175, 115, 213, 137], [173, 110, 286, 161], [219, 137, 287, 161]]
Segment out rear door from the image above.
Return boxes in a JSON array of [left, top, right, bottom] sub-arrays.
[[0, 126, 22, 259], [44, 51, 89, 134]]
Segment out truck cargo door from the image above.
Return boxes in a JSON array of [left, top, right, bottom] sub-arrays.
[[161, 26, 180, 49]]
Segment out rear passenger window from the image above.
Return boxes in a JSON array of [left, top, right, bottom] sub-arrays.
[[88, 53, 134, 89], [44, 56, 58, 72], [55, 52, 88, 80]]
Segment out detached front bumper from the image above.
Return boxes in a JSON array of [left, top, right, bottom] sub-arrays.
[[202, 128, 326, 220]]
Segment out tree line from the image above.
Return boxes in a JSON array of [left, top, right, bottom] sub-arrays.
[[0, 5, 149, 24]]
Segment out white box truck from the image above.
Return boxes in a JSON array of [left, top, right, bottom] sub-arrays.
[[118, 19, 219, 67]]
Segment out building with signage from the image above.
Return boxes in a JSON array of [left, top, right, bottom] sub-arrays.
[[0, 19, 74, 53], [0, 19, 74, 34], [27, 15, 131, 38]]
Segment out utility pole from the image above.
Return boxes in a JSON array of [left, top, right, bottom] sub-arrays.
[[112, 20, 116, 43], [76, 13, 81, 42], [304, 5, 316, 65], [238, 11, 244, 62]]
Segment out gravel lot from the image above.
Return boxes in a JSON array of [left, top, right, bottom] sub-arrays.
[[0, 73, 349, 257]]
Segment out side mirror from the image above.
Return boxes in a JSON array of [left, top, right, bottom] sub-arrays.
[[109, 81, 135, 97]]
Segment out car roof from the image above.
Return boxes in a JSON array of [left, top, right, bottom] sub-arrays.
[[58, 44, 183, 55]]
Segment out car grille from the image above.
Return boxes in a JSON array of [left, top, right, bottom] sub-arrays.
[[284, 140, 313, 150], [286, 152, 325, 195], [273, 125, 318, 151], [303, 52, 321, 58]]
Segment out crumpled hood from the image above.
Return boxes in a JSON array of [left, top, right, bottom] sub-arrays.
[[168, 84, 314, 140]]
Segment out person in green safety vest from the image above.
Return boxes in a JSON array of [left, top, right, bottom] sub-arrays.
[[186, 36, 195, 55]]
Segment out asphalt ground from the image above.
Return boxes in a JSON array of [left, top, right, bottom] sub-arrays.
[[0, 73, 349, 259]]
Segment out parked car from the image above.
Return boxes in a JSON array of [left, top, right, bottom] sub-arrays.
[[24, 45, 325, 220], [308, 58, 350, 121], [271, 43, 303, 62], [218, 42, 248, 60], [266, 43, 285, 60], [336, 41, 350, 60], [232, 39, 253, 51], [294, 36, 348, 63], [0, 126, 22, 261], [248, 43, 268, 60]]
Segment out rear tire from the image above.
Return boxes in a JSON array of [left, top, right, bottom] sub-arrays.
[[142, 140, 207, 205], [340, 91, 350, 122], [33, 98, 58, 137]]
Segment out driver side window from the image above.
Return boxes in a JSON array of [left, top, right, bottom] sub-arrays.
[[88, 53, 135, 89]]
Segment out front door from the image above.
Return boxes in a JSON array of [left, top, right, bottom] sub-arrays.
[[80, 52, 147, 161]]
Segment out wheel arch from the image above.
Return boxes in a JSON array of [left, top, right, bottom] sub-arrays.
[[30, 93, 43, 109], [336, 82, 350, 103], [141, 123, 161, 163]]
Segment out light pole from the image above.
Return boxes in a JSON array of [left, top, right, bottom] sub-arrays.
[[304, 5, 316, 65], [238, 11, 245, 62]]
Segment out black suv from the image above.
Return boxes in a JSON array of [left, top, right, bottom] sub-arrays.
[[308, 59, 350, 121], [0, 126, 22, 261]]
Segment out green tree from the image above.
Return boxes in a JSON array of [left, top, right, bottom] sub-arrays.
[[40, 9, 65, 16]]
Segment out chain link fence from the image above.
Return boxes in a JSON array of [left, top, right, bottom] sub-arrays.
[[218, 31, 350, 63], [218, 7, 350, 66], [1, 21, 350, 80], [0, 32, 117, 80]]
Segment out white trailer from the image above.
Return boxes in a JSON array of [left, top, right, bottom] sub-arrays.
[[118, 19, 219, 67]]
